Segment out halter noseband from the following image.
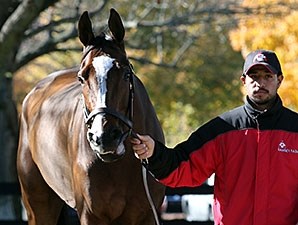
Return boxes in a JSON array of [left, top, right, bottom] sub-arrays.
[[85, 107, 133, 128]]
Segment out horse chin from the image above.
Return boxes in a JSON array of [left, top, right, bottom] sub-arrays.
[[95, 143, 125, 163], [90, 140, 126, 163]]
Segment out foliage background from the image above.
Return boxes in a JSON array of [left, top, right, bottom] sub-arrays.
[[14, 0, 298, 146], [230, 0, 298, 110], [13, 0, 245, 147]]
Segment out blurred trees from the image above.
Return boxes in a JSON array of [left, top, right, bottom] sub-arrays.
[[13, 0, 247, 146], [137, 21, 244, 145], [230, 0, 298, 110], [0, 0, 60, 219]]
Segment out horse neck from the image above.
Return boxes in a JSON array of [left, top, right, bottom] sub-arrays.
[[133, 78, 165, 143]]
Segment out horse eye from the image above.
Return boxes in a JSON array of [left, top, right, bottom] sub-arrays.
[[78, 75, 85, 84], [124, 71, 131, 81], [78, 67, 91, 84]]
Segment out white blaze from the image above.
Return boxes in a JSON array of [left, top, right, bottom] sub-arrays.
[[92, 55, 115, 107], [87, 55, 115, 151]]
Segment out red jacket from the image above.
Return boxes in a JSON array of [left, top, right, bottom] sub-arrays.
[[148, 96, 298, 225]]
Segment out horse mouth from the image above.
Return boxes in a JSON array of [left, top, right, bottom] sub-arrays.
[[95, 144, 125, 162], [88, 130, 128, 162]]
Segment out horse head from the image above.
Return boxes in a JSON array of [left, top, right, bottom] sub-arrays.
[[78, 9, 134, 162]]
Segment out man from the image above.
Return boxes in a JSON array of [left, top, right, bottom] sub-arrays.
[[131, 50, 298, 225]]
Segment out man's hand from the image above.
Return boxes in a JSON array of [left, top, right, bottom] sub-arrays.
[[130, 134, 155, 160]]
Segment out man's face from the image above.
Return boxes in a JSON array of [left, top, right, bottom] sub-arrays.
[[241, 65, 283, 106]]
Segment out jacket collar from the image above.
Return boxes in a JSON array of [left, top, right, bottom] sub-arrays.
[[245, 95, 283, 119]]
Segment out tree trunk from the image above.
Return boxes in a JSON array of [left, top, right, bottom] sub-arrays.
[[0, 75, 21, 220]]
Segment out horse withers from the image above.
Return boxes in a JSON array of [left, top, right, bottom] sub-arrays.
[[17, 8, 165, 225]]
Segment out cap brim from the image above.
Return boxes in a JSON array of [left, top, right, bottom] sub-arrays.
[[245, 63, 278, 75]]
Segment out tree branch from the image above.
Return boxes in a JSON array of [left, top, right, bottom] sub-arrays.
[[0, 0, 59, 75]]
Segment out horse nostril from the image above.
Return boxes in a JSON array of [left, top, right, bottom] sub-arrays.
[[100, 128, 121, 143], [87, 126, 123, 150], [88, 131, 101, 145], [111, 128, 122, 140]]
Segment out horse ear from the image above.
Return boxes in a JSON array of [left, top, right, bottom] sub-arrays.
[[108, 8, 125, 43], [78, 11, 95, 47]]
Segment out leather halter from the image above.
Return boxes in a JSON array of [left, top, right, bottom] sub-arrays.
[[82, 60, 135, 132]]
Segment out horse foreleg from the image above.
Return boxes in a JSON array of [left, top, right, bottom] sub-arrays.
[[17, 145, 64, 225]]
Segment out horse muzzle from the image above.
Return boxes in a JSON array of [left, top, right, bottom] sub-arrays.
[[83, 105, 133, 162], [87, 119, 128, 162]]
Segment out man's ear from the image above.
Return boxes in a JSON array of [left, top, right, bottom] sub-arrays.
[[240, 75, 246, 85], [277, 75, 284, 88]]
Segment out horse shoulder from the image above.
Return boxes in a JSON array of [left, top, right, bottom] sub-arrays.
[[21, 68, 79, 122], [18, 68, 82, 208]]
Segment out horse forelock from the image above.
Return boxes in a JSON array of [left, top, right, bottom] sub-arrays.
[[81, 32, 127, 64], [81, 33, 105, 59], [81, 33, 111, 55]]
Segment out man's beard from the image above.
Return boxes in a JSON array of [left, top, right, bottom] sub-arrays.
[[249, 94, 277, 110]]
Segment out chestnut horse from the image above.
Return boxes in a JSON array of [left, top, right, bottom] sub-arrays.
[[17, 8, 165, 225]]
